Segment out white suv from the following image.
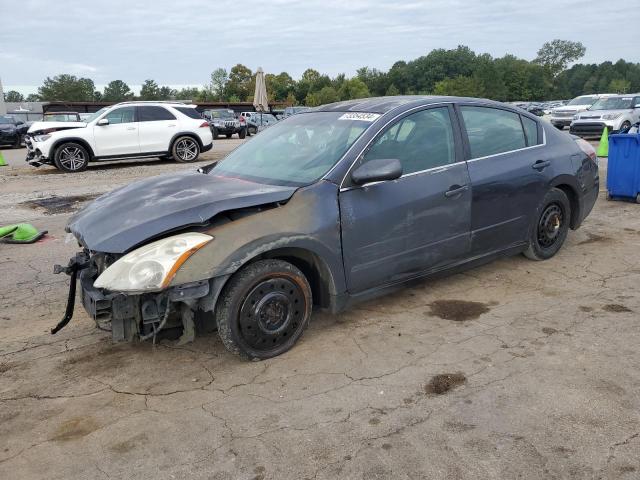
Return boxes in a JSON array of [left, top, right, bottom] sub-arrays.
[[26, 102, 213, 172], [549, 94, 615, 130]]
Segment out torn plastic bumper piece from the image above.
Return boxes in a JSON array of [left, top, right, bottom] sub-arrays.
[[51, 252, 90, 334]]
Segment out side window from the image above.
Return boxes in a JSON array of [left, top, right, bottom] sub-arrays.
[[521, 116, 540, 146], [139, 106, 176, 122], [633, 97, 640, 108], [461, 106, 526, 158], [104, 107, 136, 124], [364, 107, 456, 175]]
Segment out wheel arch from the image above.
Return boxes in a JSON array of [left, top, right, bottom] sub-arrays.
[[170, 131, 204, 150], [51, 137, 95, 160], [550, 176, 581, 229]]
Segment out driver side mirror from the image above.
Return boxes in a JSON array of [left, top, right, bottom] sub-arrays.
[[97, 118, 109, 126], [351, 158, 403, 186]]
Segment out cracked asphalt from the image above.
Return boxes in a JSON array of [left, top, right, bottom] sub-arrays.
[[1, 140, 639, 479]]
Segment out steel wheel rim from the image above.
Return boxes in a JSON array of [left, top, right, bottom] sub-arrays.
[[59, 146, 86, 170], [238, 277, 306, 352], [537, 203, 563, 249], [176, 139, 198, 161]]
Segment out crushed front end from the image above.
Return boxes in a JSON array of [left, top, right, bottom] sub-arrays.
[[54, 249, 213, 343]]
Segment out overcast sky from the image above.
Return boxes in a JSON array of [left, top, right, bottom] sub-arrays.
[[2, 0, 639, 94]]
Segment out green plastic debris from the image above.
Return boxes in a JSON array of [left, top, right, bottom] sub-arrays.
[[0, 223, 47, 244]]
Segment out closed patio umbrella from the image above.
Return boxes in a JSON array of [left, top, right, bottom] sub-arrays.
[[253, 67, 269, 129], [0, 77, 6, 115]]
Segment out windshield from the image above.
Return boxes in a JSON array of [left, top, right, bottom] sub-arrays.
[[589, 97, 634, 111], [212, 111, 373, 186], [567, 95, 597, 106], [209, 110, 234, 119], [45, 114, 79, 122], [82, 108, 108, 123], [0, 116, 15, 124]]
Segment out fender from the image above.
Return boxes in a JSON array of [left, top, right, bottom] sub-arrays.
[[50, 137, 96, 159]]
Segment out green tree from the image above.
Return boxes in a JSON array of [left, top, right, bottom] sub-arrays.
[[139, 79, 160, 100], [25, 93, 40, 102], [175, 87, 201, 100], [433, 76, 483, 97], [226, 64, 253, 100], [38, 74, 96, 101], [4, 90, 24, 102], [102, 80, 134, 102], [338, 78, 370, 101], [209, 68, 228, 100], [385, 84, 400, 96], [609, 78, 631, 94], [266, 72, 295, 101], [158, 86, 176, 100], [534, 39, 586, 78], [305, 86, 339, 106]]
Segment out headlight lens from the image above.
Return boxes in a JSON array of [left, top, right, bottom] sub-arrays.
[[94, 232, 213, 292], [33, 134, 51, 142], [602, 113, 622, 120]]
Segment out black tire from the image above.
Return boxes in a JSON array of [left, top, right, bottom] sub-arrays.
[[212, 127, 219, 140], [524, 188, 571, 261], [13, 135, 22, 149], [216, 259, 312, 360], [238, 128, 247, 139], [53, 142, 89, 173], [172, 136, 200, 163]]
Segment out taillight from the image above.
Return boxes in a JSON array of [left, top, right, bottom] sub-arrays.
[[199, 121, 209, 128], [575, 138, 597, 164]]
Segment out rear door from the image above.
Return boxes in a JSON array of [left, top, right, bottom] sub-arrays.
[[339, 105, 471, 293], [457, 105, 549, 255], [93, 106, 139, 157], [137, 106, 179, 153]]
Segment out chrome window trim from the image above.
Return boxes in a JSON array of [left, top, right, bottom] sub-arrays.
[[465, 127, 547, 163]]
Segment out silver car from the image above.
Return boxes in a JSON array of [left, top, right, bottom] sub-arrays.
[[570, 94, 640, 137], [549, 94, 615, 129]]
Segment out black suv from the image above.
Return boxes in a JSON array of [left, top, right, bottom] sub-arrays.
[[204, 109, 246, 139], [0, 115, 29, 148]]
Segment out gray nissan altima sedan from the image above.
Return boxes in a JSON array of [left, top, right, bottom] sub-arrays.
[[53, 96, 599, 360]]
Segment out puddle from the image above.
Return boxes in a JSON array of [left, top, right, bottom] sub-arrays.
[[21, 194, 99, 215], [425, 373, 466, 395], [427, 300, 491, 321], [577, 233, 612, 245], [602, 304, 632, 313]]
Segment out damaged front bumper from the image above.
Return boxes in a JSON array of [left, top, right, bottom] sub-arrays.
[[53, 251, 222, 343], [25, 136, 50, 167]]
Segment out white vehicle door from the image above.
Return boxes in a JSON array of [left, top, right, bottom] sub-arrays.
[[93, 106, 139, 157], [137, 106, 179, 153]]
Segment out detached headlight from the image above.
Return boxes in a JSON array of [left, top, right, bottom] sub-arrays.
[[33, 134, 51, 142], [602, 113, 622, 120], [94, 232, 213, 292]]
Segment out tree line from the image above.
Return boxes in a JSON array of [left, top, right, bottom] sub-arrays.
[[4, 40, 639, 106]]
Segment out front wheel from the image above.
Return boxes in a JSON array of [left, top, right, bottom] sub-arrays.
[[524, 188, 571, 261], [53, 142, 89, 172], [216, 260, 312, 360], [172, 136, 200, 163]]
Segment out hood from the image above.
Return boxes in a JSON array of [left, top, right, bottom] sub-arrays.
[[27, 121, 86, 134], [67, 171, 298, 253]]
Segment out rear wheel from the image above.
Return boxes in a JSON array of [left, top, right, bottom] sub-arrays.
[[172, 136, 200, 163], [216, 260, 312, 360], [238, 128, 247, 139], [212, 127, 219, 140], [53, 142, 89, 173], [524, 188, 571, 261]]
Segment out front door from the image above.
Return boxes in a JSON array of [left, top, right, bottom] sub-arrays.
[[137, 105, 179, 153], [93, 106, 139, 157], [339, 106, 472, 293]]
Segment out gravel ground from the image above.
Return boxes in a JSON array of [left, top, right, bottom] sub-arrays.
[[1, 136, 639, 479]]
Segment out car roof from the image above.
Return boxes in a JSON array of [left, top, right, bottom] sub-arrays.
[[314, 95, 507, 114]]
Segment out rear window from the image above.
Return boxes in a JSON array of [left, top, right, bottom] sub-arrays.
[[461, 106, 526, 158], [139, 106, 176, 122], [521, 116, 540, 146], [175, 107, 203, 119]]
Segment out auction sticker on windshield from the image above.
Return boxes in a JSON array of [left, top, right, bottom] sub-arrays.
[[338, 113, 381, 122]]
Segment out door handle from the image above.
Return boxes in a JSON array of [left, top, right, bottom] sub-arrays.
[[532, 160, 551, 171], [126, 126, 136, 130], [444, 184, 469, 198], [168, 124, 177, 127]]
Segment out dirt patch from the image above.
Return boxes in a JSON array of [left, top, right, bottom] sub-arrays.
[[109, 433, 148, 453], [0, 363, 13, 373], [21, 194, 99, 215], [444, 420, 476, 432], [427, 300, 491, 322], [61, 345, 127, 375], [577, 233, 613, 245], [50, 416, 100, 442], [602, 304, 632, 313], [381, 443, 392, 450], [425, 373, 467, 395], [542, 327, 559, 335], [579, 306, 594, 313]]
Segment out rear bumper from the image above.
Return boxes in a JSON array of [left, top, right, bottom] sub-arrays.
[[550, 118, 572, 127], [202, 142, 213, 153]]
